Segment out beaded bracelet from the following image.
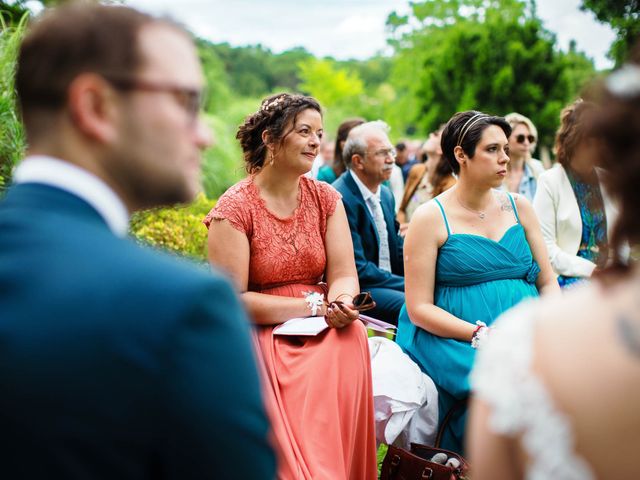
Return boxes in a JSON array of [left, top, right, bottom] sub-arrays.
[[471, 321, 489, 349]]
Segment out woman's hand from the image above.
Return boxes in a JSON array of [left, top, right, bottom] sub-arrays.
[[325, 301, 359, 329]]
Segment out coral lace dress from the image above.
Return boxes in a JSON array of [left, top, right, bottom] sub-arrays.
[[204, 176, 377, 480]]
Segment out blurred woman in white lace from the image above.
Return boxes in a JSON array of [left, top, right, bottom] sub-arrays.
[[468, 46, 640, 480]]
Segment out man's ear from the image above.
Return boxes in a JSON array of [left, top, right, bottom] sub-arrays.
[[351, 153, 365, 171], [67, 73, 120, 144]]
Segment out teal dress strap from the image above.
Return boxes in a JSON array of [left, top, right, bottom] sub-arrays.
[[433, 198, 451, 236], [506, 193, 520, 224]]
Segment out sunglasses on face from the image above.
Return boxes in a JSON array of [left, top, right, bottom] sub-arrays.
[[515, 134, 536, 144]]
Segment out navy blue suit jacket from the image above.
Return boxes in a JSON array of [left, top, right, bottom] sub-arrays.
[[333, 172, 404, 291], [0, 183, 275, 479]]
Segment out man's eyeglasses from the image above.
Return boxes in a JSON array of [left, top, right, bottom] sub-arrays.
[[368, 148, 397, 160], [104, 75, 204, 123], [515, 134, 536, 144]]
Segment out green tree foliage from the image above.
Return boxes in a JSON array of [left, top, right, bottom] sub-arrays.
[[197, 39, 231, 114], [581, 0, 640, 66], [0, 13, 26, 191], [387, 0, 596, 148], [208, 43, 314, 97], [298, 58, 364, 107], [296, 57, 401, 141]]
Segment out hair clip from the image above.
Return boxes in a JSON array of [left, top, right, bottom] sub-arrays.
[[261, 95, 287, 112]]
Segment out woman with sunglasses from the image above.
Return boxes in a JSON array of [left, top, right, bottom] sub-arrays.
[[503, 112, 545, 202], [204, 93, 377, 479], [396, 110, 558, 454], [533, 99, 625, 288]]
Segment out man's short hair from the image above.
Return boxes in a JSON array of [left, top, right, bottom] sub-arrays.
[[16, 4, 177, 139], [342, 120, 390, 167]]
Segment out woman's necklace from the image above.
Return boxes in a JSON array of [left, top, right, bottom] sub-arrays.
[[456, 192, 489, 219]]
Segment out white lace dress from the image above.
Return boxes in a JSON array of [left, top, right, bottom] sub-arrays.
[[471, 300, 595, 480]]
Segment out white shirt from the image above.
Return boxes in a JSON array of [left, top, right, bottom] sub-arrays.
[[388, 165, 404, 213], [349, 169, 391, 272], [13, 155, 129, 237], [349, 169, 381, 217]]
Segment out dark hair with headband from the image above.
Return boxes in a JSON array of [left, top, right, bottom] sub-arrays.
[[441, 111, 511, 174], [236, 93, 322, 174]]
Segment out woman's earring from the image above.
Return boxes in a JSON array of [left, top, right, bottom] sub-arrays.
[[269, 151, 275, 166]]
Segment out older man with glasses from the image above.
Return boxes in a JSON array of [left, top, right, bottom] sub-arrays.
[[333, 121, 405, 325], [0, 4, 275, 479]]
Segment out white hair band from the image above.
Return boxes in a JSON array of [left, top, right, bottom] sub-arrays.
[[457, 113, 488, 147]]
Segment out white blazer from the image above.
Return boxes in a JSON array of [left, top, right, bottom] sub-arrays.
[[533, 164, 620, 278]]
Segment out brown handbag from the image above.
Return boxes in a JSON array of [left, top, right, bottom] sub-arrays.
[[380, 398, 470, 480], [380, 444, 469, 480]]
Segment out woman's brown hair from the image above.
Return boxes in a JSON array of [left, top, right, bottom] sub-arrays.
[[554, 99, 597, 168], [592, 43, 640, 271], [236, 93, 322, 174]]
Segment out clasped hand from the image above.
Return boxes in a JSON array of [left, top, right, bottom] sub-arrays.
[[324, 292, 376, 329], [325, 300, 359, 329]]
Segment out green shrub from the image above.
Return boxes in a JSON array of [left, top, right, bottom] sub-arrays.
[[0, 14, 27, 191], [129, 193, 216, 261], [201, 114, 244, 199]]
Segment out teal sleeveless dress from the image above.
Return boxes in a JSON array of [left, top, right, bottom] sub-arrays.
[[397, 194, 540, 453]]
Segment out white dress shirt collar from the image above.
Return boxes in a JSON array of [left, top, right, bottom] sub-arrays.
[[13, 155, 130, 237], [349, 169, 381, 206]]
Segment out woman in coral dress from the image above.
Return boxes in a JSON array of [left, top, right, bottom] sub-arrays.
[[204, 93, 377, 479]]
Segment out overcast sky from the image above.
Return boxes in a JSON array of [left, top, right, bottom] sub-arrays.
[[119, 0, 615, 70]]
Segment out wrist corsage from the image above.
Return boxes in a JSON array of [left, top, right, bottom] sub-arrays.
[[471, 321, 490, 349], [303, 291, 324, 317]]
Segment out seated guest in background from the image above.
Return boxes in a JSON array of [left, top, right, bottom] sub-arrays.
[[308, 138, 334, 179], [397, 127, 456, 233], [397, 110, 558, 454], [317, 117, 364, 184], [204, 93, 377, 479], [469, 52, 640, 480], [533, 99, 624, 288], [333, 121, 405, 325], [388, 159, 405, 214], [396, 141, 417, 182], [0, 4, 274, 479], [502, 112, 545, 201]]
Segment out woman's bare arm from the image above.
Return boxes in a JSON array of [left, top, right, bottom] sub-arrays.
[[404, 202, 477, 341], [514, 194, 561, 296], [207, 220, 315, 325]]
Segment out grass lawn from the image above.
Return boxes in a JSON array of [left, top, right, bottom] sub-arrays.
[[377, 443, 388, 477]]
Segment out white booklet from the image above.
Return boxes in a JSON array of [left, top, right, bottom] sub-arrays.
[[273, 314, 396, 336]]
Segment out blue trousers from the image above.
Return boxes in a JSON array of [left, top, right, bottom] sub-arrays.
[[366, 286, 405, 325]]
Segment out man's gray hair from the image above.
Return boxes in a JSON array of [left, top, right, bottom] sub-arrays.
[[342, 120, 390, 167]]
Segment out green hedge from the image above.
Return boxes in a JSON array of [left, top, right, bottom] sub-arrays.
[[0, 15, 27, 191], [129, 193, 215, 261]]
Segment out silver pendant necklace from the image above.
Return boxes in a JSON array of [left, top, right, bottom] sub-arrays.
[[457, 192, 487, 219]]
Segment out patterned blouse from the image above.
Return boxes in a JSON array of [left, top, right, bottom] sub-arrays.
[[557, 167, 608, 288]]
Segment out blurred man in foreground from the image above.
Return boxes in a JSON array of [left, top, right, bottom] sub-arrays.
[[0, 4, 275, 479]]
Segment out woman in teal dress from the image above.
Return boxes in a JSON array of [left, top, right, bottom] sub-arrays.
[[397, 111, 558, 453]]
